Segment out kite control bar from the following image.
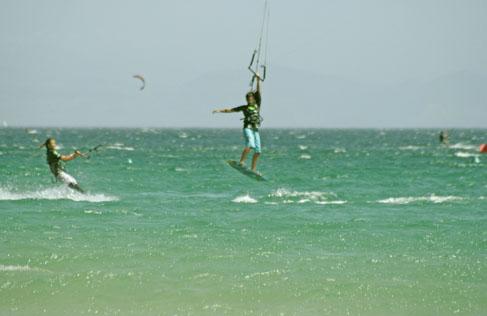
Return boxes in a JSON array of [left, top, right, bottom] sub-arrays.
[[77, 144, 103, 159], [248, 50, 267, 87]]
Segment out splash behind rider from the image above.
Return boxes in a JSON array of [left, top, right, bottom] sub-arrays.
[[40, 138, 84, 193]]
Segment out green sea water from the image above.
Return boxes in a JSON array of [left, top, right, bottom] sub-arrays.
[[0, 128, 486, 315]]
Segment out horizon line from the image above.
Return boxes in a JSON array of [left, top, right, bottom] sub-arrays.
[[2, 125, 486, 130]]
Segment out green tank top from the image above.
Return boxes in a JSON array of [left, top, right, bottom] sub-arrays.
[[46, 149, 64, 176]]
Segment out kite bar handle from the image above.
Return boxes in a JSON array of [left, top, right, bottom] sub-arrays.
[[248, 50, 266, 87], [248, 50, 257, 70]]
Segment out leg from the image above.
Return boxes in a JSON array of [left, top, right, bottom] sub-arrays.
[[251, 130, 262, 171], [251, 152, 260, 171], [69, 183, 85, 194], [239, 147, 252, 165], [58, 171, 85, 194], [241, 128, 256, 165]]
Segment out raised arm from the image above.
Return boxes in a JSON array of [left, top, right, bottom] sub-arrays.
[[254, 76, 262, 106]]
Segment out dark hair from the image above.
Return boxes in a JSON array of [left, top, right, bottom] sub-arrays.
[[39, 137, 55, 148]]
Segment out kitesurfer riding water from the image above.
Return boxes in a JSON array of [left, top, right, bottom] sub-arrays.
[[213, 75, 263, 173], [40, 138, 85, 193]]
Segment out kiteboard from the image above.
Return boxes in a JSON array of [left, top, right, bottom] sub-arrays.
[[227, 160, 266, 181]]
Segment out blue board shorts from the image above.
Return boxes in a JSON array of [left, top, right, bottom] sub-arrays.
[[243, 128, 261, 153]]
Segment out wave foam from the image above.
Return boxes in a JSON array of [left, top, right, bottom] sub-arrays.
[[399, 145, 422, 151], [232, 194, 258, 204], [106, 143, 135, 151], [268, 188, 343, 205], [449, 143, 477, 150], [377, 195, 463, 205], [0, 264, 37, 272], [455, 151, 479, 158], [315, 200, 347, 205], [0, 187, 118, 203], [455, 152, 481, 163]]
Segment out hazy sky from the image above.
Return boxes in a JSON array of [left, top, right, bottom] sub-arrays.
[[1, 0, 486, 127]]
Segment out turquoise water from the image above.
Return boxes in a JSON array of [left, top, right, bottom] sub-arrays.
[[0, 128, 486, 315]]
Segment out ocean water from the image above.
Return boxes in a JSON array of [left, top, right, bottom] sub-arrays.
[[0, 128, 486, 315]]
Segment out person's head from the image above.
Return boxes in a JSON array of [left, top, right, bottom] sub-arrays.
[[40, 138, 56, 150], [246, 92, 256, 105]]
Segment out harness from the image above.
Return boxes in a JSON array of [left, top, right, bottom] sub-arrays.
[[243, 105, 261, 129]]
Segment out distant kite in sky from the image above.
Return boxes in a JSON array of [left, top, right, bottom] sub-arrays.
[[133, 75, 145, 90]]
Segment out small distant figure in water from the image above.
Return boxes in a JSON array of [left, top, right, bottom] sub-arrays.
[[213, 76, 263, 173], [40, 138, 84, 193], [439, 130, 449, 145]]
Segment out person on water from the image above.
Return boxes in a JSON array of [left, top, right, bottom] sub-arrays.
[[213, 76, 263, 173], [439, 130, 449, 145], [40, 138, 84, 193]]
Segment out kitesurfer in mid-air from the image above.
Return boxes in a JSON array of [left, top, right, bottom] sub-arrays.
[[213, 75, 263, 173], [40, 138, 85, 193]]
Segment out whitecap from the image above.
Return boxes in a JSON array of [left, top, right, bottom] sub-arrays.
[[232, 194, 258, 204], [299, 154, 312, 160], [106, 143, 135, 151], [399, 145, 421, 151], [377, 195, 463, 205], [0, 265, 37, 272], [268, 188, 341, 204], [84, 210, 102, 215], [455, 152, 479, 159], [449, 143, 477, 150], [315, 200, 347, 205], [0, 187, 118, 203], [298, 145, 308, 151], [26, 129, 38, 135], [244, 269, 284, 279]]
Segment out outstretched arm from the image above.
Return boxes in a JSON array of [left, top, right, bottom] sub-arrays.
[[213, 106, 245, 114], [60, 150, 82, 161], [213, 108, 235, 114]]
